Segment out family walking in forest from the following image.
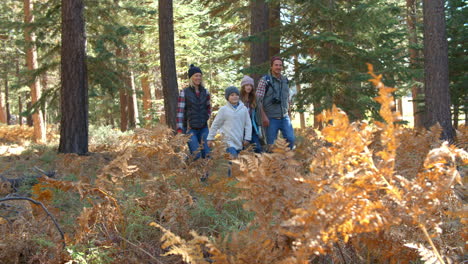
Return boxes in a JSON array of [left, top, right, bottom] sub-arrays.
[[177, 56, 295, 178]]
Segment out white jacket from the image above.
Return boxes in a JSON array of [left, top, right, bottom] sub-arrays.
[[207, 101, 252, 150]]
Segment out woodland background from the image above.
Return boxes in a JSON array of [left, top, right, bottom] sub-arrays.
[[0, 0, 466, 263]]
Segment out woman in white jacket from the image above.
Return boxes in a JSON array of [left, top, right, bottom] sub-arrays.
[[207, 86, 252, 158]]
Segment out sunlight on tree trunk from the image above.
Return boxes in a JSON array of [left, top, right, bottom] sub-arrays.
[[139, 51, 152, 122], [24, 0, 46, 143], [127, 69, 139, 129], [407, 0, 423, 129]]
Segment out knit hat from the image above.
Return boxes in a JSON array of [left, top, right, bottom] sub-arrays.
[[240, 75, 254, 88], [225, 86, 240, 101], [270, 56, 283, 65], [188, 64, 202, 79]]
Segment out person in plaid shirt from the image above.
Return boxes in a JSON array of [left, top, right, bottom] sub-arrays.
[[176, 64, 212, 160], [256, 56, 295, 149]]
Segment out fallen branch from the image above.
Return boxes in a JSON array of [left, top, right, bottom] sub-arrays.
[[0, 197, 65, 247], [118, 235, 163, 264]]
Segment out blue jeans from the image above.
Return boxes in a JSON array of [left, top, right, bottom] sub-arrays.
[[187, 127, 210, 160], [266, 116, 295, 149], [249, 129, 263, 153], [226, 147, 240, 177], [226, 147, 241, 158]]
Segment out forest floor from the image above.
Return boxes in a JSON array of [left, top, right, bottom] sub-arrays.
[[0, 120, 466, 263]]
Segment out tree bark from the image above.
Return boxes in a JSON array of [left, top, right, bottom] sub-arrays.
[[26, 102, 33, 126], [407, 0, 424, 129], [24, 0, 46, 143], [126, 69, 139, 129], [40, 73, 48, 128], [294, 54, 305, 129], [158, 0, 179, 131], [5, 70, 10, 125], [250, 0, 270, 84], [16, 56, 23, 126], [0, 77, 6, 124], [140, 51, 152, 122], [116, 47, 128, 132], [58, 0, 89, 154], [268, 1, 281, 58], [422, 0, 454, 141], [18, 96, 23, 126]]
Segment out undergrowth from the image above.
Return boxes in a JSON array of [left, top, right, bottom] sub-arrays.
[[0, 65, 466, 263]]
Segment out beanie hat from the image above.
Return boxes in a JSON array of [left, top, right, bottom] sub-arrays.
[[225, 86, 240, 101], [270, 56, 283, 65], [240, 75, 254, 88], [188, 64, 202, 79]]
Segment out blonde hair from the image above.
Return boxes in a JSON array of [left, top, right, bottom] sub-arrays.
[[240, 84, 256, 109], [189, 75, 204, 88]]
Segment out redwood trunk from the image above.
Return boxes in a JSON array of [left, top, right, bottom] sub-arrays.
[[140, 51, 152, 122], [58, 0, 89, 154], [24, 0, 46, 143]]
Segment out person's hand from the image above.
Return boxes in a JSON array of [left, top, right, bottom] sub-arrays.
[[262, 118, 270, 127], [208, 140, 214, 148], [243, 140, 249, 147]]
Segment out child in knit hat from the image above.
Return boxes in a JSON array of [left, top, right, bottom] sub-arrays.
[[207, 86, 252, 160], [240, 75, 263, 153]]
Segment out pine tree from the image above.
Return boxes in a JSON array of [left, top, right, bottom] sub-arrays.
[[58, 0, 88, 154], [422, 0, 454, 140]]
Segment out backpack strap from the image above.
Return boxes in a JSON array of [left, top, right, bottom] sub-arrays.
[[263, 74, 272, 95]]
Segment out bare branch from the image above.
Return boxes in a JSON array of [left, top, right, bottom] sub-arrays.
[[0, 197, 65, 247]]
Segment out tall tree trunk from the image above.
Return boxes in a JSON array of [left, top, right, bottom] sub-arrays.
[[313, 100, 323, 130], [26, 102, 33, 126], [268, 1, 280, 57], [154, 67, 163, 100], [5, 71, 10, 125], [453, 102, 459, 129], [407, 0, 424, 129], [119, 85, 128, 131], [24, 0, 46, 143], [422, 0, 454, 141], [40, 73, 48, 128], [16, 57, 23, 126], [158, 0, 179, 130], [0, 77, 6, 124], [116, 48, 128, 132], [140, 50, 152, 122], [398, 98, 403, 116], [59, 0, 89, 154], [293, 54, 305, 129], [126, 69, 139, 129], [18, 96, 23, 126], [250, 0, 270, 84]]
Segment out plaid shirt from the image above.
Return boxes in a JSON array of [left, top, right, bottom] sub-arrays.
[[255, 78, 268, 99], [176, 88, 211, 131], [256, 73, 284, 99]]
